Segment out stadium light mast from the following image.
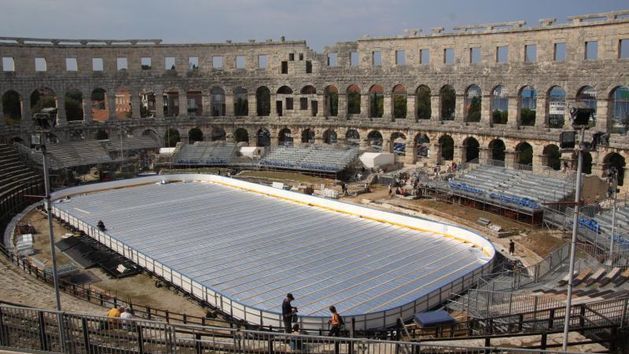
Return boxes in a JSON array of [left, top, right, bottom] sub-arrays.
[[607, 167, 618, 264]]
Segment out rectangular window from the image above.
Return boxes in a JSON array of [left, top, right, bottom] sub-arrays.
[[470, 47, 481, 64], [117, 57, 128, 71], [585, 41, 598, 60], [212, 56, 223, 69], [395, 50, 406, 65], [372, 51, 382, 66], [35, 57, 47, 72], [300, 97, 308, 110], [289, 53, 295, 61], [350, 51, 359, 66], [496, 46, 508, 63], [65, 58, 78, 71], [2, 57, 15, 72], [327, 52, 337, 67], [188, 57, 198, 70], [444, 48, 454, 64], [419, 48, 430, 64], [141, 57, 152, 70], [524, 44, 537, 63], [258, 54, 268, 69], [306, 60, 312, 73], [554, 42, 566, 62], [299, 53, 304, 61], [619, 39, 628, 59], [92, 58, 103, 71], [286, 97, 293, 110], [235, 55, 245, 69], [281, 61, 288, 74], [165, 56, 176, 70]]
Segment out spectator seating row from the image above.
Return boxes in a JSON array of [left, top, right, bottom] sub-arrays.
[[24, 140, 114, 169], [173, 142, 237, 166], [260, 146, 359, 173]]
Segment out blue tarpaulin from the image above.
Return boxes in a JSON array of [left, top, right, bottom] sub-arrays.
[[414, 310, 455, 327]]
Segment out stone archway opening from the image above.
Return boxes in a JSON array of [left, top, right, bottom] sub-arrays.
[[188, 128, 204, 143], [543, 144, 561, 170], [164, 128, 181, 147], [438, 135, 454, 161], [463, 137, 480, 163], [489, 139, 506, 165], [234, 128, 249, 144], [367, 130, 383, 151], [391, 132, 406, 155], [465, 85, 481, 122], [515, 142, 533, 168], [256, 128, 271, 147], [2, 90, 22, 125], [345, 129, 360, 146], [64, 89, 84, 122], [210, 127, 226, 142], [323, 129, 337, 144], [278, 128, 293, 146], [414, 133, 430, 158], [604, 152, 626, 186]]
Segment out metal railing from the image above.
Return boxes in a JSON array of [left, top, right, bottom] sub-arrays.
[[0, 304, 585, 354]]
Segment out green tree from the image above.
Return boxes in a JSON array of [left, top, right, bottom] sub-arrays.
[[393, 95, 407, 118], [467, 97, 481, 122], [520, 108, 536, 126], [328, 92, 338, 116], [347, 92, 360, 114], [492, 110, 508, 124], [440, 87, 455, 120]]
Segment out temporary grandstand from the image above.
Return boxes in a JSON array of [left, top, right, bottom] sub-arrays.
[[259, 145, 359, 174], [17, 140, 114, 170], [444, 165, 575, 223], [172, 141, 238, 166], [51, 174, 494, 330]]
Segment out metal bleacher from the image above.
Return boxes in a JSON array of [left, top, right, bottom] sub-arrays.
[[448, 165, 574, 212], [259, 145, 359, 173], [173, 141, 237, 166], [24, 140, 114, 169]]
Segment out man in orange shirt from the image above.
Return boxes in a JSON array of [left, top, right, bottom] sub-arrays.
[[328, 305, 343, 337]]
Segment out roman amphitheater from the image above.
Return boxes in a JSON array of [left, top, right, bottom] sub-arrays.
[[0, 9, 628, 353]]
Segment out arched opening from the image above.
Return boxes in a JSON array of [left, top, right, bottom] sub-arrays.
[[278, 128, 293, 146], [2, 90, 22, 125], [610, 86, 629, 134], [347, 85, 361, 115], [115, 87, 132, 119], [604, 153, 626, 186], [140, 91, 156, 118], [233, 128, 249, 144], [64, 89, 84, 122], [276, 86, 293, 117], [543, 144, 561, 170], [463, 137, 480, 163], [519, 86, 537, 126], [392, 84, 407, 119], [234, 87, 248, 116], [547, 86, 566, 128], [91, 88, 108, 121], [576, 86, 597, 125], [256, 128, 271, 147], [369, 85, 384, 118], [164, 128, 180, 147], [210, 127, 226, 141], [301, 129, 315, 144], [211, 87, 226, 116], [141, 129, 160, 142], [438, 135, 454, 161], [96, 129, 109, 140], [515, 142, 533, 167], [391, 132, 406, 155], [491, 85, 508, 124], [440, 85, 455, 121], [367, 130, 383, 151], [324, 85, 338, 117], [188, 128, 204, 143], [414, 133, 430, 158], [186, 90, 203, 116], [300, 85, 316, 95], [163, 89, 180, 117], [31, 87, 57, 119], [415, 85, 431, 120], [323, 129, 337, 144], [277, 86, 293, 94], [465, 85, 481, 122], [256, 86, 271, 116], [489, 139, 506, 164], [345, 129, 360, 146]]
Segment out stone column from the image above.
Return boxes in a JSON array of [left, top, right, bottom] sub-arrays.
[[108, 91, 117, 121], [532, 154, 544, 173], [248, 94, 257, 117], [430, 95, 440, 122], [360, 94, 369, 118], [155, 92, 165, 119], [383, 94, 392, 121], [21, 95, 32, 129], [56, 94, 67, 126], [0, 101, 4, 126], [337, 93, 347, 120], [225, 94, 234, 117], [621, 167, 628, 193], [83, 96, 92, 123], [507, 96, 519, 128], [178, 92, 187, 117], [505, 150, 517, 169], [406, 95, 415, 121], [453, 145, 463, 163], [360, 138, 370, 151], [430, 143, 441, 165], [131, 92, 141, 119], [383, 138, 391, 153], [535, 95, 547, 128], [595, 98, 609, 132], [315, 95, 324, 118], [481, 95, 492, 126], [404, 141, 417, 165], [202, 90, 211, 116], [455, 94, 465, 122], [480, 147, 491, 165]]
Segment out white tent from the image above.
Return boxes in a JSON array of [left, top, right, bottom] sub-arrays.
[[359, 152, 394, 168], [240, 146, 263, 159]]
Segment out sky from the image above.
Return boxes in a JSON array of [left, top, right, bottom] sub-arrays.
[[1, 0, 627, 51]]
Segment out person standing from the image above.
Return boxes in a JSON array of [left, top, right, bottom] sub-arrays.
[[328, 305, 343, 337], [282, 293, 296, 333], [509, 239, 515, 256]]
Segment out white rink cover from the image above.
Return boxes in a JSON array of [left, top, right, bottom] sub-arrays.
[[51, 174, 495, 330]]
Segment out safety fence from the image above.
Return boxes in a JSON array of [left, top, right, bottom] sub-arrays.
[[0, 304, 586, 354]]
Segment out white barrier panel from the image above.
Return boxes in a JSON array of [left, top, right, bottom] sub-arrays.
[[51, 174, 495, 330]]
